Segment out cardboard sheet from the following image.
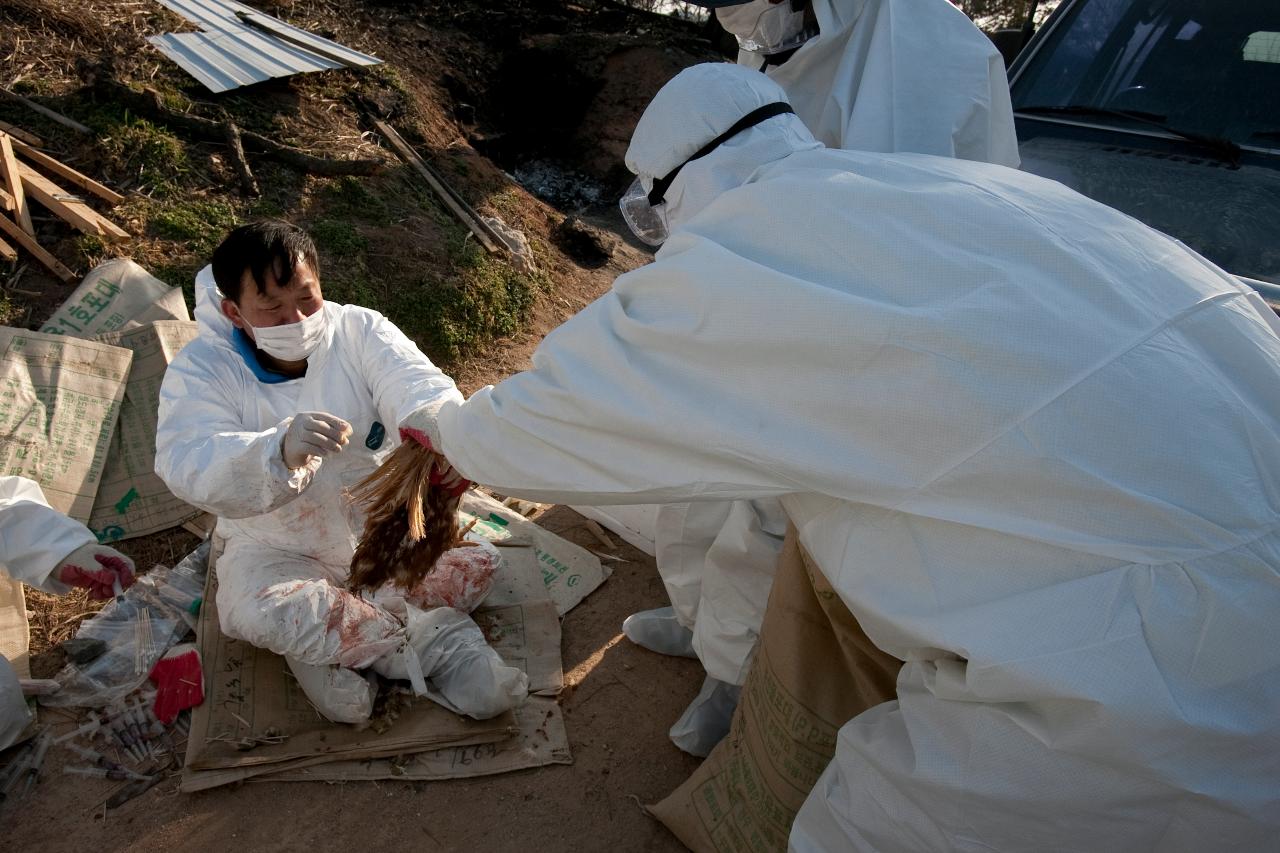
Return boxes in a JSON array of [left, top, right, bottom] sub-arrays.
[[181, 697, 570, 791], [461, 491, 611, 616], [185, 564, 515, 773], [181, 498, 589, 790], [39, 259, 180, 337], [0, 329, 132, 521], [88, 321, 200, 541]]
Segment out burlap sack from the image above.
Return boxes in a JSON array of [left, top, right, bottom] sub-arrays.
[[650, 525, 902, 852]]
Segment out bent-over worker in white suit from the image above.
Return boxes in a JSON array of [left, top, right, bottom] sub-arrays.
[[627, 0, 1022, 755], [416, 64, 1280, 850]]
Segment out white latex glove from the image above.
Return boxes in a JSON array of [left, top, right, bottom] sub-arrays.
[[282, 412, 353, 469], [56, 543, 136, 600]]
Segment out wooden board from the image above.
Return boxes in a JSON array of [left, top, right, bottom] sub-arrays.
[[0, 231, 15, 261], [0, 134, 35, 235], [0, 121, 42, 148], [11, 138, 124, 206], [0, 213, 77, 281], [17, 162, 129, 242]]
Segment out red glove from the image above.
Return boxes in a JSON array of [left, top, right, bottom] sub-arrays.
[[400, 428, 471, 496], [149, 643, 204, 724], [56, 544, 136, 599]]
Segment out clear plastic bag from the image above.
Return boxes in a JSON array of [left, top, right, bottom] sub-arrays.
[[41, 541, 209, 708]]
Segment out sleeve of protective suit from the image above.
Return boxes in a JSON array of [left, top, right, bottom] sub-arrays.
[[0, 476, 95, 593], [155, 347, 318, 519], [433, 261, 814, 506], [352, 310, 463, 448]]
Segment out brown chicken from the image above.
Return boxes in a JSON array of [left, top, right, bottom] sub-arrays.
[[347, 441, 465, 593]]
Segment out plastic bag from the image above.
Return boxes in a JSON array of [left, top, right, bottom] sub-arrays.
[[41, 541, 209, 708]]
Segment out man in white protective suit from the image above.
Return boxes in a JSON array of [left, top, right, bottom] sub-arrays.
[[704, 0, 1020, 161], [623, 0, 1022, 757], [0, 476, 138, 748], [154, 220, 527, 724], [414, 63, 1280, 850]]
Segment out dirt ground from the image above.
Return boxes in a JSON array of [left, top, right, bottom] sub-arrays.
[[3, 506, 705, 851]]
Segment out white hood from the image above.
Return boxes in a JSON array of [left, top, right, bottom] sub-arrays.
[[194, 264, 236, 343]]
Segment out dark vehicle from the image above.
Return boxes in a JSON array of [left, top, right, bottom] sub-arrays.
[[1008, 0, 1280, 310]]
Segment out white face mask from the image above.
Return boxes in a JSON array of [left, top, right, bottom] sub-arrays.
[[245, 307, 328, 361], [717, 0, 810, 54]]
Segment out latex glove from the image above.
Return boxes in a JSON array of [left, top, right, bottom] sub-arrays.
[[283, 412, 352, 469], [399, 426, 471, 497], [56, 544, 136, 600], [150, 643, 204, 724]]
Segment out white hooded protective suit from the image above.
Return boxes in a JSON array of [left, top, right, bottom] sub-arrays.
[[435, 64, 1280, 850], [725, 0, 1020, 164], [0, 475, 96, 594], [646, 0, 1021, 686], [1, 475, 95, 748], [154, 268, 465, 669]]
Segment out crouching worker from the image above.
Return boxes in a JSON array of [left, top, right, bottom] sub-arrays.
[[2, 476, 137, 748], [154, 220, 527, 724]]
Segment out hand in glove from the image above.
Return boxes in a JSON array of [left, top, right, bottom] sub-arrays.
[[56, 544, 136, 600], [283, 411, 353, 469], [398, 426, 471, 497]]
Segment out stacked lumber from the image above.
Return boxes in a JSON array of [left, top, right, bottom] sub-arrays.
[[0, 128, 128, 283]]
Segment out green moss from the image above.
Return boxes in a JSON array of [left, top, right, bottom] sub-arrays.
[[390, 232, 537, 365], [319, 175, 392, 224], [93, 115, 191, 198], [0, 293, 19, 327], [150, 199, 238, 251], [309, 219, 368, 257]]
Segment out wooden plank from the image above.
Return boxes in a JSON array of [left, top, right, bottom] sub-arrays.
[[0, 231, 16, 262], [0, 121, 42, 148], [373, 120, 502, 254], [0, 185, 11, 212], [10, 137, 125, 206], [0, 88, 92, 135], [17, 162, 129, 242], [0, 135, 35, 235], [0, 214, 76, 281]]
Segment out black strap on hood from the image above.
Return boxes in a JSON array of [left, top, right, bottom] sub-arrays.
[[647, 101, 796, 206]]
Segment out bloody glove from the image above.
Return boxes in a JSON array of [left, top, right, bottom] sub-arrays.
[[149, 644, 204, 724], [400, 427, 471, 497], [56, 544, 136, 600]]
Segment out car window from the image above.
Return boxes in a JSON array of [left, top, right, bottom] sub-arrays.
[[1012, 0, 1280, 149]]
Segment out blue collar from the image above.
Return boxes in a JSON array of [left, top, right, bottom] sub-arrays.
[[232, 328, 303, 384]]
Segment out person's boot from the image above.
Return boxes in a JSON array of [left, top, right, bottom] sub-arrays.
[[373, 604, 528, 720], [669, 675, 742, 757], [285, 657, 377, 724], [622, 606, 698, 658]]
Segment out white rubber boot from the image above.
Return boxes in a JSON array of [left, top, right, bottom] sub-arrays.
[[669, 675, 742, 757], [285, 657, 377, 724], [622, 606, 697, 658]]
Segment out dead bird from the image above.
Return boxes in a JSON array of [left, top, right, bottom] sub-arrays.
[[347, 441, 468, 593]]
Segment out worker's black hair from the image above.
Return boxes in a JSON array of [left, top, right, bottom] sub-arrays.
[[211, 220, 320, 303]]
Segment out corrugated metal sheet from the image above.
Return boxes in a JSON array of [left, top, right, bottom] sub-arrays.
[[147, 0, 381, 93]]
